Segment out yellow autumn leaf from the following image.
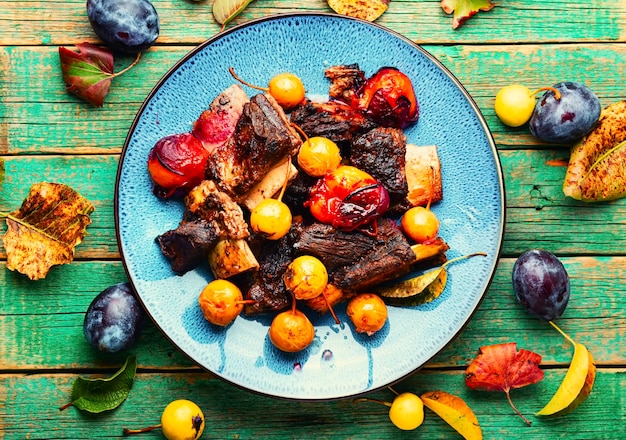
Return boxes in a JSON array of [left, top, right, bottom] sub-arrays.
[[2, 182, 94, 280], [328, 0, 390, 22], [421, 390, 482, 440]]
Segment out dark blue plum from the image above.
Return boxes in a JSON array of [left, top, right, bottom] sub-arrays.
[[512, 250, 570, 321], [87, 0, 159, 54], [529, 82, 601, 144], [83, 282, 144, 352]]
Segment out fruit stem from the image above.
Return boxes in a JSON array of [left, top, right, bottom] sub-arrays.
[[322, 289, 341, 325], [111, 52, 142, 79], [228, 67, 268, 92], [505, 390, 532, 426], [290, 122, 310, 144], [549, 320, 576, 347], [122, 424, 162, 436], [353, 397, 392, 408], [442, 252, 488, 268], [58, 401, 73, 411], [387, 386, 400, 396], [529, 86, 561, 101]]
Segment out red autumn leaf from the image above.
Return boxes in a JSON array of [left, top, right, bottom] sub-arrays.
[[465, 342, 543, 426], [59, 42, 115, 107], [441, 0, 495, 29]]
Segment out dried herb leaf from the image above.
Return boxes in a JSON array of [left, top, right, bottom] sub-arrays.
[[328, 0, 390, 22], [2, 182, 94, 280], [563, 101, 626, 202], [61, 355, 137, 413], [441, 0, 495, 29], [466, 342, 543, 425]]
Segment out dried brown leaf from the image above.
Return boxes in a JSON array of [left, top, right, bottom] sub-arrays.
[[2, 182, 94, 280]]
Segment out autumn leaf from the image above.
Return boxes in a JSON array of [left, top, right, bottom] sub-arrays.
[[328, 0, 390, 22], [60, 355, 137, 413], [59, 43, 141, 107], [421, 391, 482, 440], [377, 252, 486, 306], [465, 342, 543, 426], [441, 0, 495, 29], [212, 0, 255, 27], [2, 182, 95, 280], [563, 100, 626, 202]]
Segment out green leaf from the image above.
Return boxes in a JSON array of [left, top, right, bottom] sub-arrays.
[[66, 355, 137, 413], [441, 0, 495, 29]]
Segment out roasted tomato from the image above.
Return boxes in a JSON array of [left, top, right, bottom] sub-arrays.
[[354, 67, 419, 129], [147, 133, 209, 198], [307, 165, 390, 231]]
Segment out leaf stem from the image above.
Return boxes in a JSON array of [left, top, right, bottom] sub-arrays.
[[111, 52, 142, 79], [388, 386, 400, 396], [442, 252, 488, 268], [59, 401, 74, 411], [548, 320, 576, 347], [505, 390, 532, 426]]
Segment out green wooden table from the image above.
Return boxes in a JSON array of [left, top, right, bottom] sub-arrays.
[[1, 1, 625, 438]]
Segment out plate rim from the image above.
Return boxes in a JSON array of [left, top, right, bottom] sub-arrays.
[[114, 11, 506, 401]]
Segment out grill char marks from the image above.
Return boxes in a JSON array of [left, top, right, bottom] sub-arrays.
[[243, 223, 304, 315], [289, 100, 377, 151], [351, 126, 409, 209], [206, 93, 302, 198], [295, 218, 416, 292]]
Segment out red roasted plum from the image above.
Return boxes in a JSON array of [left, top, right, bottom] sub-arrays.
[[147, 132, 209, 198]]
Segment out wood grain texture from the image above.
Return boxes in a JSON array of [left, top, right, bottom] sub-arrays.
[[0, 257, 624, 370], [1, 370, 625, 439], [1, 1, 625, 438]]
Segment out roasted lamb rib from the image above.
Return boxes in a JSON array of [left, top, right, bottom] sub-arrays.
[[206, 93, 302, 198]]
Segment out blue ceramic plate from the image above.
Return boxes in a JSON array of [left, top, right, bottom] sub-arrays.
[[116, 13, 504, 400]]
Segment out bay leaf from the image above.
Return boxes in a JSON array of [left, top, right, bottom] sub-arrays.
[[64, 355, 138, 413]]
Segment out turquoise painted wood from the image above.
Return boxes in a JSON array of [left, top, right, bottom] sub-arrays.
[[1, 1, 625, 438]]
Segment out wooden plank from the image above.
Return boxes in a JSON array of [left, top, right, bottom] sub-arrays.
[[1, 369, 624, 439], [0, 0, 624, 46], [1, 150, 623, 259], [2, 44, 626, 154], [0, 257, 623, 370]]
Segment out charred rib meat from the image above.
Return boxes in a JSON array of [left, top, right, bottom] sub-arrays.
[[295, 218, 416, 292], [243, 223, 304, 315], [324, 63, 366, 104], [351, 127, 409, 209], [289, 100, 377, 150], [157, 180, 250, 275], [206, 93, 301, 198], [156, 218, 223, 275]]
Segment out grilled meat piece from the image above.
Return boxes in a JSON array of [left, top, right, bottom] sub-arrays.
[[184, 180, 249, 239], [206, 93, 301, 198], [324, 63, 366, 104], [157, 180, 250, 275], [192, 84, 249, 153], [295, 218, 416, 292], [350, 127, 408, 208], [289, 100, 377, 150], [243, 223, 304, 315], [156, 218, 223, 275]]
